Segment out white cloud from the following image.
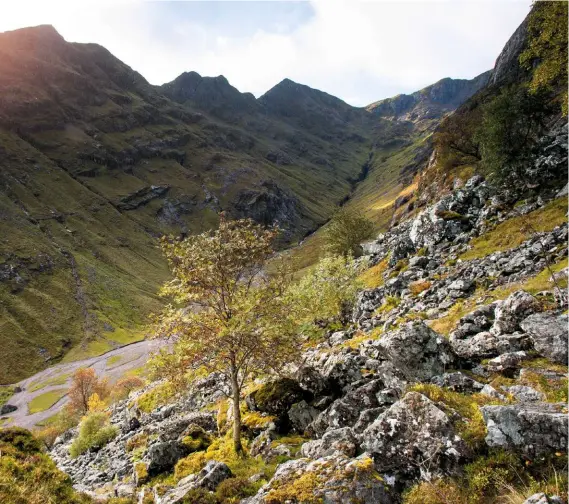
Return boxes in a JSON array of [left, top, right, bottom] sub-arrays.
[[0, 0, 531, 106]]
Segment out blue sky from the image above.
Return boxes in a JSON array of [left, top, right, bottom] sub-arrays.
[[1, 1, 531, 106]]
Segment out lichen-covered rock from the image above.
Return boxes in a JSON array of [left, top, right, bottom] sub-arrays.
[[246, 378, 309, 417], [307, 379, 390, 436], [147, 441, 189, 475], [300, 427, 357, 459], [243, 454, 394, 504], [368, 321, 456, 382], [430, 372, 484, 393], [287, 400, 320, 433], [160, 460, 232, 503], [504, 385, 545, 403], [485, 351, 529, 373], [520, 313, 568, 364], [481, 403, 568, 457], [523, 493, 564, 504], [361, 392, 470, 478], [491, 291, 541, 335]]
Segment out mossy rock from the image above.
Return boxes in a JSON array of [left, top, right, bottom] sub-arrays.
[[436, 209, 469, 222], [134, 462, 149, 486], [246, 379, 310, 418], [181, 424, 212, 452]]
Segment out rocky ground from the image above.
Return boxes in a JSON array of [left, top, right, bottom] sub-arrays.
[[45, 157, 569, 503]]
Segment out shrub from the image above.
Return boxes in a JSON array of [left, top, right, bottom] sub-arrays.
[[69, 412, 117, 458], [68, 368, 110, 416]]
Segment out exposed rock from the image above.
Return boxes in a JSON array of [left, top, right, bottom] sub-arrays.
[[287, 400, 320, 433], [431, 372, 484, 393], [482, 403, 568, 456], [504, 385, 545, 403], [520, 313, 568, 364], [147, 441, 189, 475], [365, 321, 456, 382], [0, 404, 17, 415], [300, 427, 358, 459], [160, 460, 232, 504], [485, 351, 529, 374], [246, 378, 309, 418], [523, 493, 564, 504], [243, 454, 393, 504], [361, 392, 470, 478], [491, 291, 540, 335]]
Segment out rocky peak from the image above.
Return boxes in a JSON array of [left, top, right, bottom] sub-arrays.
[[366, 71, 490, 127], [159, 70, 259, 118]]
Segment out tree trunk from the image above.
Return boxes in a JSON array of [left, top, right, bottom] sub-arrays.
[[230, 364, 243, 455]]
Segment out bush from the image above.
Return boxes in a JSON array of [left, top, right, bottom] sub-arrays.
[[69, 412, 117, 458], [136, 382, 176, 413]]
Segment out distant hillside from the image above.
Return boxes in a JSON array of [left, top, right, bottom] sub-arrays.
[[0, 25, 480, 382]]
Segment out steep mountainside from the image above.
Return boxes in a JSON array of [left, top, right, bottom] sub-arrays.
[[366, 72, 490, 130], [0, 25, 485, 381]]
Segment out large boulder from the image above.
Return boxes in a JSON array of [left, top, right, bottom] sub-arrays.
[[520, 313, 568, 364], [307, 379, 396, 436], [523, 493, 564, 504], [361, 392, 470, 478], [146, 441, 189, 475], [246, 378, 309, 418], [243, 454, 394, 504], [365, 321, 456, 382], [481, 403, 568, 457], [491, 291, 540, 335], [287, 400, 320, 433]]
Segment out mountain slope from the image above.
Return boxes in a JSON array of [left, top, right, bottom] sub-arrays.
[[0, 25, 485, 382]]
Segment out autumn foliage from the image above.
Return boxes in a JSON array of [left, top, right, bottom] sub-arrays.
[[67, 368, 110, 416]]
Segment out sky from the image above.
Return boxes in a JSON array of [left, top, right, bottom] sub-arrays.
[[0, 0, 531, 106]]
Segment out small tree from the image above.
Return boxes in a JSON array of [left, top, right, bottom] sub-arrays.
[[325, 207, 374, 257], [68, 368, 109, 416], [152, 214, 302, 454], [286, 254, 362, 328], [475, 85, 550, 185]]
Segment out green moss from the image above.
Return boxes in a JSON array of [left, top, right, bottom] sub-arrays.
[[134, 462, 149, 485], [436, 210, 469, 221], [136, 382, 176, 413], [181, 425, 212, 452], [28, 388, 68, 414]]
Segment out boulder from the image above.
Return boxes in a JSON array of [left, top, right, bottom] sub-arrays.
[[370, 321, 456, 382], [504, 385, 545, 403], [520, 313, 568, 364], [485, 351, 529, 373], [246, 378, 309, 417], [287, 400, 320, 433], [0, 404, 17, 415], [430, 372, 484, 393], [300, 427, 358, 459], [146, 441, 189, 475], [161, 460, 232, 504], [121, 416, 140, 434], [243, 454, 393, 504], [523, 493, 564, 504], [491, 291, 540, 335], [481, 403, 568, 457], [361, 392, 470, 478]]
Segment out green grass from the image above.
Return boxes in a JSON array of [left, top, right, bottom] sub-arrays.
[[0, 386, 14, 407], [29, 373, 70, 393], [28, 389, 68, 414], [460, 198, 568, 260], [106, 355, 123, 367]]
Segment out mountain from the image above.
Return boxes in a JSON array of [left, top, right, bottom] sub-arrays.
[[366, 72, 491, 129], [0, 25, 482, 382]]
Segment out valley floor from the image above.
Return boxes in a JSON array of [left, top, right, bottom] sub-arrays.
[[2, 338, 165, 429]]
